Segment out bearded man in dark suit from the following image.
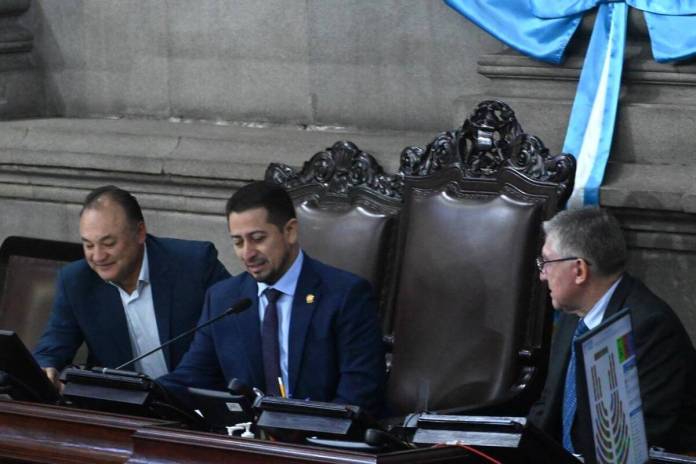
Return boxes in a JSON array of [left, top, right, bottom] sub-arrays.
[[159, 181, 385, 415]]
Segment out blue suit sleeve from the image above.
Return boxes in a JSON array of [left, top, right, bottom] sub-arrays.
[[333, 279, 386, 414], [33, 268, 84, 370]]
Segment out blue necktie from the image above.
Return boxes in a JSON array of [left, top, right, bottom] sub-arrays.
[[262, 288, 282, 396], [562, 319, 590, 453]]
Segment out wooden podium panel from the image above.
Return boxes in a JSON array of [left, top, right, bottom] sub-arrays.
[[0, 400, 171, 464], [0, 400, 473, 464], [127, 427, 472, 464]]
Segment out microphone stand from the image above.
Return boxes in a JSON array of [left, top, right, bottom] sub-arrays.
[[58, 298, 252, 428], [114, 297, 252, 372]]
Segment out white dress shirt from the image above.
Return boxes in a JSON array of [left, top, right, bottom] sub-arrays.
[[581, 275, 623, 330], [111, 245, 169, 379]]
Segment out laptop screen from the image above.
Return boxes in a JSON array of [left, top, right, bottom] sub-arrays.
[[576, 309, 649, 464], [0, 330, 61, 403]]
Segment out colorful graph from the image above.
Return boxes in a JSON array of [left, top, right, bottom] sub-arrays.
[[591, 348, 631, 463]]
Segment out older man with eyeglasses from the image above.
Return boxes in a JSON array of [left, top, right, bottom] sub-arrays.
[[527, 207, 696, 457]]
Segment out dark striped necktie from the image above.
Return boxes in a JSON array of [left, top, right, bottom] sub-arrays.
[[262, 288, 282, 396], [562, 319, 590, 453]]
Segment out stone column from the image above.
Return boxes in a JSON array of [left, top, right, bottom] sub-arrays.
[[0, 0, 43, 119]]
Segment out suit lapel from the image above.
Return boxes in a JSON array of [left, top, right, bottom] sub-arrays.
[[288, 258, 320, 395], [602, 273, 632, 322], [146, 237, 174, 368], [89, 280, 133, 364], [555, 318, 577, 370], [547, 314, 579, 422], [232, 278, 265, 389]]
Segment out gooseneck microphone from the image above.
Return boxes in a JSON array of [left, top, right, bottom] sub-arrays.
[[114, 297, 252, 372]]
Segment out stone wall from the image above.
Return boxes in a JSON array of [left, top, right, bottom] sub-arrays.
[[2, 2, 696, 341], [0, 0, 502, 274], [0, 117, 433, 272], [0, 0, 43, 118], [22, 0, 500, 132]]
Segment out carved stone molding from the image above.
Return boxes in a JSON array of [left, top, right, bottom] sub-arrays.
[[265, 140, 403, 201], [0, 0, 29, 15], [399, 100, 575, 185], [0, 0, 32, 55]]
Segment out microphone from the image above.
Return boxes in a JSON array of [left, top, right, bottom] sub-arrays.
[[228, 377, 255, 398], [114, 297, 252, 372]]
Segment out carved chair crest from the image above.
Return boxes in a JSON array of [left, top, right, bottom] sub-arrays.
[[399, 100, 575, 189], [265, 140, 403, 202]]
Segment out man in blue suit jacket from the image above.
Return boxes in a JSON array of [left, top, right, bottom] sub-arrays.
[[528, 208, 696, 455], [159, 182, 385, 414], [34, 186, 229, 386]]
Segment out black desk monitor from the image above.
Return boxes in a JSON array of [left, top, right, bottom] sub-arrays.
[[0, 330, 61, 403], [61, 366, 203, 428], [402, 414, 578, 463], [186, 386, 254, 433], [255, 396, 379, 443]]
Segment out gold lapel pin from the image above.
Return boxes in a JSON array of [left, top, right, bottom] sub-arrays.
[[306, 294, 315, 304]]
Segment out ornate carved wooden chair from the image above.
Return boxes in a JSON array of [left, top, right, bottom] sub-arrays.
[[0, 236, 83, 350], [387, 100, 576, 416], [265, 141, 404, 333]]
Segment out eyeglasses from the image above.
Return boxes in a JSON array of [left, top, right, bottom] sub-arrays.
[[536, 256, 582, 273]]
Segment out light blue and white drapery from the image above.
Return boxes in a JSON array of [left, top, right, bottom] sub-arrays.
[[445, 0, 696, 207]]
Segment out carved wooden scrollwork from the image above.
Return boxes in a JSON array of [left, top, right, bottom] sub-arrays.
[[398, 100, 575, 184], [265, 140, 403, 200]]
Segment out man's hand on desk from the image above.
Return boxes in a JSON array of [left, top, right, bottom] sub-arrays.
[[42, 367, 64, 394]]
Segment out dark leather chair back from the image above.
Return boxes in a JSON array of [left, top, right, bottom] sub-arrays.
[[387, 100, 576, 415], [295, 202, 392, 288], [0, 236, 83, 350], [266, 141, 403, 333]]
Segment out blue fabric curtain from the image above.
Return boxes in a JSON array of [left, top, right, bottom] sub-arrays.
[[445, 0, 696, 206]]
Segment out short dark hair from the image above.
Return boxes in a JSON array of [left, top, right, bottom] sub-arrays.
[[81, 185, 145, 227], [543, 207, 627, 277], [225, 181, 296, 229]]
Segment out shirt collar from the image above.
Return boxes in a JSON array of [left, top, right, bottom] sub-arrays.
[[257, 249, 304, 298], [582, 275, 622, 330], [139, 243, 150, 285]]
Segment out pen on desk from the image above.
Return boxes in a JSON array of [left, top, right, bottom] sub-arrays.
[[277, 377, 287, 398]]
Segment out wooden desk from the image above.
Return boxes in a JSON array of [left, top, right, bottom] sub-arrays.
[[128, 427, 472, 464], [0, 400, 170, 463], [0, 400, 473, 464]]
